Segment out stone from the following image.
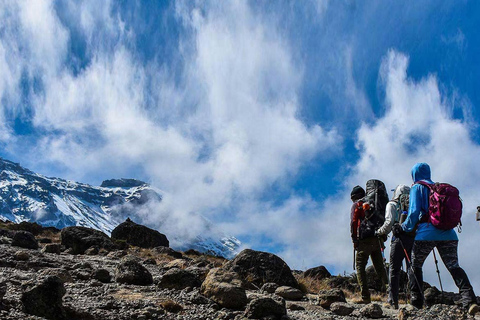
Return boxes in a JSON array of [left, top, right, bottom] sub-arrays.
[[165, 259, 189, 269], [359, 303, 383, 319], [21, 276, 67, 320], [158, 268, 202, 289], [223, 249, 298, 289], [274, 286, 304, 301], [317, 289, 346, 309], [330, 302, 354, 316], [39, 268, 74, 283], [12, 231, 38, 249], [93, 269, 112, 283], [115, 256, 153, 285], [201, 268, 248, 309], [143, 257, 157, 265], [61, 226, 114, 254], [111, 218, 169, 249], [42, 243, 62, 254], [84, 246, 99, 255], [261, 283, 280, 294], [304, 265, 331, 280], [153, 246, 183, 259], [14, 250, 30, 261], [244, 297, 286, 319]]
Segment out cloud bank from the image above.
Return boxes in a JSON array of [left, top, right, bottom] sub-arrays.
[[0, 0, 479, 292]]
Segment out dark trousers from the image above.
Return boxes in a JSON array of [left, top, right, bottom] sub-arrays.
[[389, 234, 414, 306], [409, 240, 476, 308], [356, 236, 388, 300]]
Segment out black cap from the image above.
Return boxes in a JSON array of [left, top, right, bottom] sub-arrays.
[[351, 185, 365, 201]]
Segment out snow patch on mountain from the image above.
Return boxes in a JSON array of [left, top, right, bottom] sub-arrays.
[[0, 157, 240, 258]]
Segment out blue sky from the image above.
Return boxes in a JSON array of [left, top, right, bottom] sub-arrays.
[[1, 1, 480, 290]]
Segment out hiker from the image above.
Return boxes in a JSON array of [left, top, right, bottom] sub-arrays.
[[350, 184, 388, 304], [375, 184, 411, 309], [393, 162, 479, 315]]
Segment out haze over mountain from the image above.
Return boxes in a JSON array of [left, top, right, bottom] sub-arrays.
[[0, 157, 240, 257]]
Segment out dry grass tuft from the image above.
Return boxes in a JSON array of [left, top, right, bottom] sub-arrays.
[[295, 275, 332, 294]]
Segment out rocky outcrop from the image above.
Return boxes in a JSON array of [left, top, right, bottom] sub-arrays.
[[21, 276, 67, 319], [223, 249, 298, 289], [304, 265, 331, 280], [111, 219, 169, 248], [114, 256, 153, 285], [152, 246, 182, 259], [61, 226, 114, 254], [11, 231, 38, 249]]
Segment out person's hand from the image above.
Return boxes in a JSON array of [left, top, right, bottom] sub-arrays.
[[392, 223, 404, 237]]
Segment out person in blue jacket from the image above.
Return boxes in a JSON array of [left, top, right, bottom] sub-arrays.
[[393, 163, 478, 315]]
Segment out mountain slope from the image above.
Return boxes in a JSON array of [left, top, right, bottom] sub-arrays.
[[0, 157, 239, 257]]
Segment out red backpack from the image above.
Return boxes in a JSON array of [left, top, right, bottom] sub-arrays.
[[416, 181, 462, 230]]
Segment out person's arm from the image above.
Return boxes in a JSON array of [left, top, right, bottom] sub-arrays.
[[402, 185, 422, 232], [376, 202, 395, 235], [350, 203, 358, 242]]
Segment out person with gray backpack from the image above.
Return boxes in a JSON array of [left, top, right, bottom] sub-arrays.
[[375, 184, 412, 309]]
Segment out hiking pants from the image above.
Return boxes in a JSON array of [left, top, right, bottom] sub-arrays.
[[356, 236, 388, 300], [388, 234, 414, 306], [409, 240, 476, 308]]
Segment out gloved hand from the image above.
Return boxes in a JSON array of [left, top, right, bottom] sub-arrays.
[[392, 223, 404, 237]]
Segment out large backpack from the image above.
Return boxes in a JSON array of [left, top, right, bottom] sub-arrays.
[[416, 181, 462, 230], [358, 179, 389, 239]]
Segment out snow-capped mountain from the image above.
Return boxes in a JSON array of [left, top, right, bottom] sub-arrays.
[[0, 157, 240, 257]]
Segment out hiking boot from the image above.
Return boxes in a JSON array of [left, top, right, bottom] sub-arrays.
[[468, 303, 480, 315]]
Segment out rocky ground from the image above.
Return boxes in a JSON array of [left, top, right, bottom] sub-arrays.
[[0, 220, 479, 320]]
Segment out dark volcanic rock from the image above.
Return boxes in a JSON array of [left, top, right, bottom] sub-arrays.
[[100, 178, 147, 188], [115, 256, 153, 285], [111, 218, 169, 248], [330, 302, 354, 316], [61, 226, 114, 254], [359, 303, 383, 318], [244, 297, 286, 319], [21, 276, 67, 320], [317, 289, 346, 309], [158, 268, 202, 289], [261, 282, 279, 294], [42, 243, 61, 254], [223, 249, 298, 289], [93, 269, 112, 283], [12, 231, 38, 249], [304, 265, 331, 280], [274, 286, 304, 301]]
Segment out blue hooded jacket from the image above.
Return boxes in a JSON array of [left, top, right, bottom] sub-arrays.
[[401, 163, 458, 241]]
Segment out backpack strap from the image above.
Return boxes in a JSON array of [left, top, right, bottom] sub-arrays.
[[414, 180, 433, 223]]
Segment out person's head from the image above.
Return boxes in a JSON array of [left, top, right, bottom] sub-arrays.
[[411, 162, 431, 183], [350, 185, 365, 202]]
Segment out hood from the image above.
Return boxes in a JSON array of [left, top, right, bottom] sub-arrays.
[[411, 162, 432, 183], [392, 184, 410, 202]]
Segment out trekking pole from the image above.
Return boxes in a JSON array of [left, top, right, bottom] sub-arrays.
[[432, 248, 444, 300], [398, 237, 424, 302], [353, 248, 356, 271]]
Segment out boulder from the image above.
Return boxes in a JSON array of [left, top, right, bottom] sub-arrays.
[[115, 256, 153, 285], [21, 276, 67, 319], [12, 231, 38, 249], [424, 286, 456, 307], [201, 268, 248, 309], [93, 269, 112, 283], [111, 218, 169, 248], [359, 303, 383, 319], [158, 268, 202, 289], [330, 302, 354, 316], [317, 289, 346, 309], [223, 249, 298, 289], [244, 297, 286, 319], [42, 244, 62, 254], [274, 286, 304, 301], [14, 250, 30, 261], [61, 226, 114, 254], [304, 266, 331, 280]]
